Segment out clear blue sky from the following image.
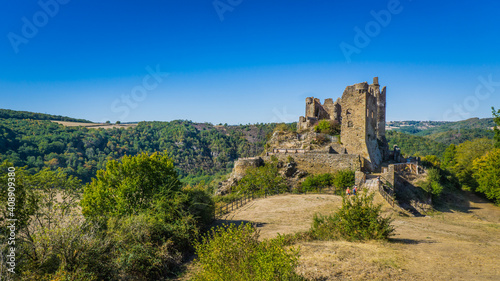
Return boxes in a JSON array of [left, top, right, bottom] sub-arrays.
[[1, 0, 499, 124]]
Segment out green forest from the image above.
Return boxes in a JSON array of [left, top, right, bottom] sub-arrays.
[[0, 115, 275, 185]]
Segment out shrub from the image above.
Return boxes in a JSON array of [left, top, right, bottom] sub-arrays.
[[310, 191, 394, 241], [314, 120, 341, 135], [235, 163, 288, 195], [108, 213, 187, 280], [417, 168, 444, 198], [79, 152, 214, 278], [300, 170, 354, 194], [192, 223, 304, 281], [331, 169, 355, 189], [81, 151, 181, 223], [473, 148, 500, 205], [300, 173, 334, 191]]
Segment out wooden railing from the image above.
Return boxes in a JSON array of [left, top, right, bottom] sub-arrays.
[[214, 187, 339, 219], [377, 176, 395, 207]]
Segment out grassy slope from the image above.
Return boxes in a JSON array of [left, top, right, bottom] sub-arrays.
[[205, 192, 500, 281]]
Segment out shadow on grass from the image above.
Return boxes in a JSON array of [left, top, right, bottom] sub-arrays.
[[211, 219, 267, 230], [388, 238, 438, 245]]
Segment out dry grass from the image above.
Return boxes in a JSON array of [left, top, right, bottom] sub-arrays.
[[215, 192, 500, 280]]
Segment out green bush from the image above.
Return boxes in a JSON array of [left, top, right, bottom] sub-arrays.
[[310, 191, 394, 241], [300, 170, 354, 194], [108, 213, 188, 280], [192, 223, 304, 281], [235, 162, 288, 195], [416, 168, 445, 198], [78, 152, 214, 278], [473, 148, 500, 205], [314, 120, 341, 135], [300, 173, 334, 191], [331, 170, 355, 189]]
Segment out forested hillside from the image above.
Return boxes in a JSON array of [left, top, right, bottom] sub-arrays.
[[386, 118, 495, 156], [386, 131, 448, 157], [0, 117, 275, 184], [0, 108, 91, 123]]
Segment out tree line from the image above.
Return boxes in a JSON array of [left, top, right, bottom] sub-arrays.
[[0, 118, 276, 185]]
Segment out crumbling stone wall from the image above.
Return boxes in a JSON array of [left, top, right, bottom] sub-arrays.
[[263, 153, 361, 175], [231, 157, 264, 179]]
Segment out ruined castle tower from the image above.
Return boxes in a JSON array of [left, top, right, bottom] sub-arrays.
[[297, 77, 389, 171], [340, 77, 387, 171]]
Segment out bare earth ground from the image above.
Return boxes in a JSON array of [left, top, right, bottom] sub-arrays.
[[212, 192, 500, 281], [52, 120, 138, 129]]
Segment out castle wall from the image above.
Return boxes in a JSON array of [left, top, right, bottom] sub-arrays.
[[299, 77, 388, 171], [340, 83, 370, 162], [263, 153, 361, 175], [232, 157, 264, 179]]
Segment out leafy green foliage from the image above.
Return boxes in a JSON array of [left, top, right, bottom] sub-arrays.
[[424, 128, 494, 146], [235, 162, 288, 195], [192, 223, 304, 281], [331, 170, 355, 189], [78, 152, 213, 278], [417, 168, 444, 197], [300, 173, 334, 191], [0, 117, 275, 183], [0, 166, 114, 281], [313, 120, 341, 135], [300, 170, 354, 193], [493, 107, 500, 148], [0, 108, 91, 122], [386, 131, 447, 157], [310, 192, 394, 241], [441, 144, 457, 169], [449, 138, 493, 191], [472, 148, 500, 205], [81, 151, 181, 221]]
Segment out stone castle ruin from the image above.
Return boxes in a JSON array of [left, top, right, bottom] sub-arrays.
[[217, 77, 393, 195], [297, 77, 389, 171]]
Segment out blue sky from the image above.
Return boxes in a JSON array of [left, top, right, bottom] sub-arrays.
[[1, 0, 499, 124]]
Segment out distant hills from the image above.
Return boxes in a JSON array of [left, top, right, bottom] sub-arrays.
[[0, 108, 496, 183], [387, 118, 495, 136], [0, 108, 92, 123], [385, 118, 495, 156]]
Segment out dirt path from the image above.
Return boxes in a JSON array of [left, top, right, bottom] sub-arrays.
[[221, 192, 500, 281]]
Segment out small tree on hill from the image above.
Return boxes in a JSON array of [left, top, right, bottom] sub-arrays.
[[81, 151, 182, 222], [311, 191, 394, 241], [493, 107, 500, 148]]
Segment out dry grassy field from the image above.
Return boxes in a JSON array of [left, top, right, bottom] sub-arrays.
[[214, 192, 500, 281], [52, 120, 138, 129]]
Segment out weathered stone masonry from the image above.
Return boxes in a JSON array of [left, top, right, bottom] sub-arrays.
[[297, 77, 389, 171]]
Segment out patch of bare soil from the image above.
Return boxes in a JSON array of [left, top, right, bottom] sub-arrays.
[[220, 192, 500, 281]]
